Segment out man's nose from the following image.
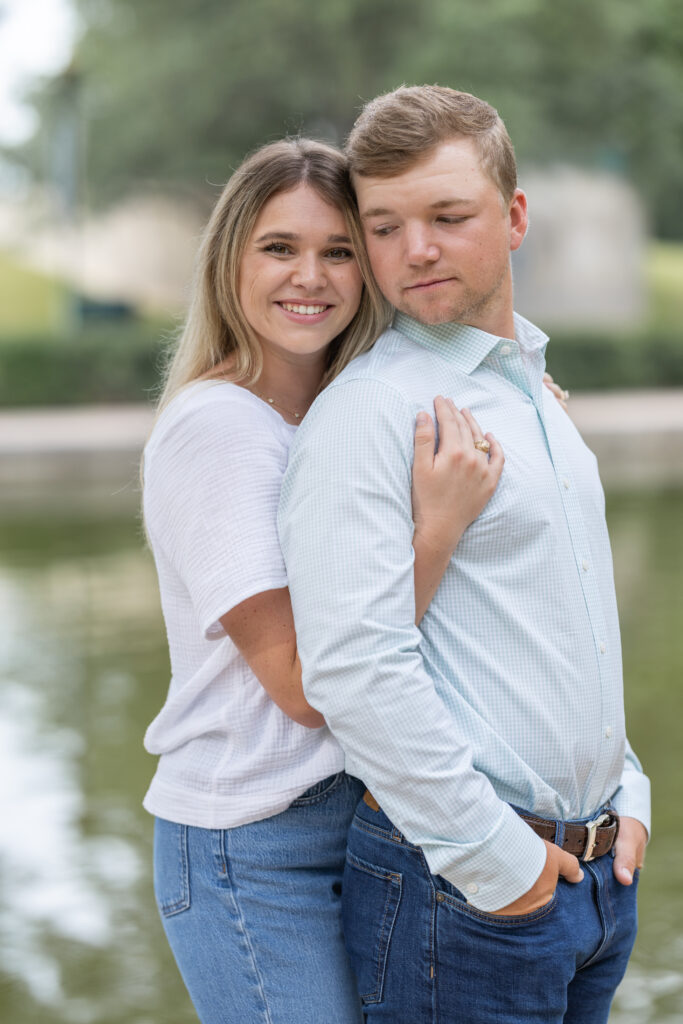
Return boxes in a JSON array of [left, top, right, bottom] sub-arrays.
[[291, 254, 327, 289], [404, 225, 439, 265]]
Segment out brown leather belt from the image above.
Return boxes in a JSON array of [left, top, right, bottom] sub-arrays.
[[362, 790, 619, 863], [517, 810, 620, 862]]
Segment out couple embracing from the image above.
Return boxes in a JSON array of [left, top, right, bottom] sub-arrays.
[[142, 84, 649, 1024]]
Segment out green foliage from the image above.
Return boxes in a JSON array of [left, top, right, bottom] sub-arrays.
[[546, 327, 683, 392], [19, 0, 683, 237], [0, 319, 680, 407], [0, 323, 167, 406]]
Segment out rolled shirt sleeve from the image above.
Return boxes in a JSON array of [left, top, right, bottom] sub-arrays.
[[279, 378, 547, 911], [611, 738, 651, 836]]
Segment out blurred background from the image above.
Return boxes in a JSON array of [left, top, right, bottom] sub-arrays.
[[0, 1, 681, 1021]]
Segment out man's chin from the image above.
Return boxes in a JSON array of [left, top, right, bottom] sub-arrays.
[[396, 297, 463, 326]]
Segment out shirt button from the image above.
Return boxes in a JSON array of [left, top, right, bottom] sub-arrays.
[[466, 883, 479, 895], [605, 726, 613, 739], [499, 344, 512, 356], [563, 478, 570, 490], [582, 559, 589, 572], [600, 642, 606, 654]]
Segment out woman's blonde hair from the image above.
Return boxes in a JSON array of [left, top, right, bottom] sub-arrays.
[[157, 138, 390, 411]]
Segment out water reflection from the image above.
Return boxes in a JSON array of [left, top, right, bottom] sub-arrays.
[[0, 516, 192, 1023], [0, 494, 681, 1022]]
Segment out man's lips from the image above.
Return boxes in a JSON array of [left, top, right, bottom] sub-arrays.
[[404, 277, 457, 291]]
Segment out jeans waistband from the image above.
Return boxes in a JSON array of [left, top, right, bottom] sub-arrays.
[[359, 790, 619, 862]]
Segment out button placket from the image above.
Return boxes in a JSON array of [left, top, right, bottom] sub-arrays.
[[542, 420, 615, 787]]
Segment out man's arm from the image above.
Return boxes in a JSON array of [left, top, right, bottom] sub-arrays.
[[279, 377, 549, 912]]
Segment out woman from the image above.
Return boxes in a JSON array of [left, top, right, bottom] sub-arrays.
[[142, 137, 563, 1024]]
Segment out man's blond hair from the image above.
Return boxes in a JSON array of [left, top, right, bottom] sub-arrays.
[[346, 85, 517, 203]]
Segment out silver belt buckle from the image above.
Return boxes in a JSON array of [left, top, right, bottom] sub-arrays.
[[582, 812, 610, 862]]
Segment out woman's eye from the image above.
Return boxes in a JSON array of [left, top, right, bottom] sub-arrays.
[[326, 248, 353, 260], [263, 242, 292, 255], [372, 225, 396, 237]]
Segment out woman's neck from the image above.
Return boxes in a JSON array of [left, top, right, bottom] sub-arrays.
[[251, 367, 320, 424]]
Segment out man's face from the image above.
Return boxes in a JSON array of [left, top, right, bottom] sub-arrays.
[[355, 138, 527, 333]]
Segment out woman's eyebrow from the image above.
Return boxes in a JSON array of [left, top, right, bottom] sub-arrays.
[[253, 231, 299, 242], [253, 231, 352, 244]]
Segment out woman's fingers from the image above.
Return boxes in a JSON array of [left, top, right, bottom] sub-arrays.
[[543, 372, 570, 412], [431, 399, 500, 466], [413, 410, 435, 472], [485, 433, 505, 482], [435, 396, 478, 452], [459, 407, 488, 449]]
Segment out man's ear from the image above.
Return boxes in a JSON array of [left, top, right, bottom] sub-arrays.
[[509, 189, 528, 252]]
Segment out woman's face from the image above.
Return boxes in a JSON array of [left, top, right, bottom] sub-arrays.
[[238, 184, 364, 367]]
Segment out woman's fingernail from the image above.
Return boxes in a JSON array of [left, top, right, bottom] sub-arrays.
[[416, 412, 429, 426]]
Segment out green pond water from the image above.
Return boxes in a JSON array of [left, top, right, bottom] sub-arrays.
[[0, 490, 681, 1023]]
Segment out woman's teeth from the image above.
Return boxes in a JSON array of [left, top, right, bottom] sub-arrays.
[[280, 303, 328, 315]]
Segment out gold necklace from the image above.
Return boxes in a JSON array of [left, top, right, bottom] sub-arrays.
[[252, 389, 308, 420]]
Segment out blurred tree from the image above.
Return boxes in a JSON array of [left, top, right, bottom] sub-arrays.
[[17, 0, 683, 237]]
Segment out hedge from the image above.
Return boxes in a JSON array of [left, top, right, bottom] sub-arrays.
[[0, 323, 681, 407], [544, 328, 683, 391], [0, 324, 170, 406]]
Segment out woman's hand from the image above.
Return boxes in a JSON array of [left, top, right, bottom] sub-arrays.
[[412, 396, 504, 554], [412, 396, 504, 623], [543, 372, 570, 413]]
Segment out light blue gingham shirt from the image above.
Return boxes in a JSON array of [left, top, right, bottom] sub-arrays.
[[279, 312, 651, 911]]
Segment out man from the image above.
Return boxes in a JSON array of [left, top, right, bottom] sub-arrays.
[[279, 86, 649, 1023]]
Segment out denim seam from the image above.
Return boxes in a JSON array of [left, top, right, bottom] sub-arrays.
[[222, 829, 275, 1024], [437, 887, 558, 926], [345, 850, 402, 1004], [352, 818, 416, 848], [159, 823, 191, 916], [577, 861, 611, 972], [289, 771, 345, 806], [418, 840, 443, 978]]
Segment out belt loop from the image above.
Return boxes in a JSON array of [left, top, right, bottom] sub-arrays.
[[554, 819, 566, 849]]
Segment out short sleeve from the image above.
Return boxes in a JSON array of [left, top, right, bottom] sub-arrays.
[[144, 386, 290, 638]]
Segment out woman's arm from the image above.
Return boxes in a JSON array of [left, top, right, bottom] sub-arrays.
[[411, 397, 504, 623], [220, 398, 504, 727], [219, 589, 322, 728]]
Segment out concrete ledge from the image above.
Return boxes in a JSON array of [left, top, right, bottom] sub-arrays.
[[569, 390, 683, 489], [0, 392, 681, 509]]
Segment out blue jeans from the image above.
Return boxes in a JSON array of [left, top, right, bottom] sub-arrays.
[[343, 798, 639, 1023], [154, 772, 365, 1024]]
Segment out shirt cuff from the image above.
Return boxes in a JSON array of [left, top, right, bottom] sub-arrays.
[[421, 802, 548, 913], [611, 772, 651, 839]]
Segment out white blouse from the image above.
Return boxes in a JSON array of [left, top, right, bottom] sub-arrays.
[[142, 381, 343, 828]]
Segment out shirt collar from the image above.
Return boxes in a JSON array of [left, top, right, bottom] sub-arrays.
[[392, 310, 548, 375]]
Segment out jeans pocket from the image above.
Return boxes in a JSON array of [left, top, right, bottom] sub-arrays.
[[153, 819, 191, 917], [290, 771, 344, 806], [342, 850, 402, 1005], [435, 873, 558, 927]]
